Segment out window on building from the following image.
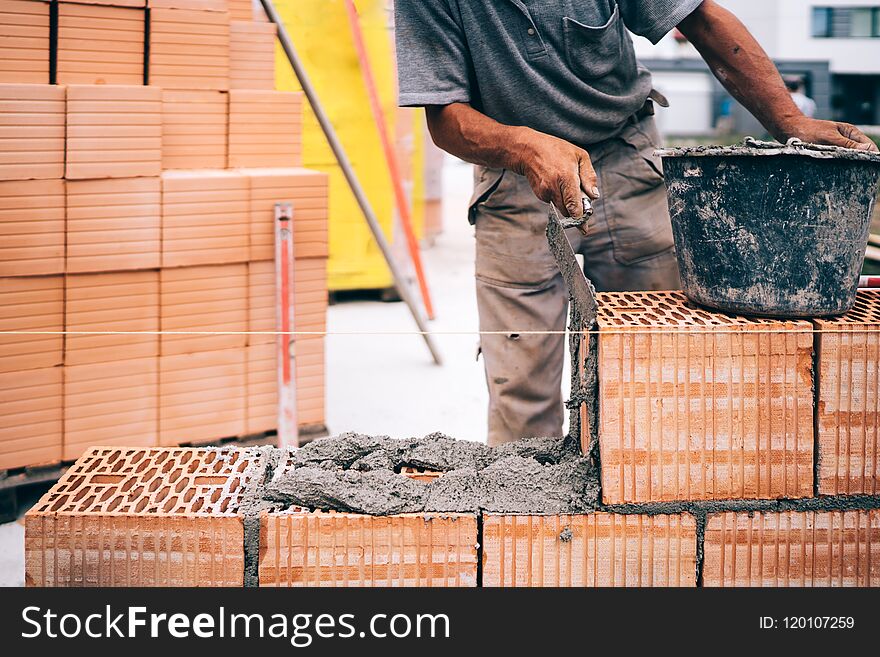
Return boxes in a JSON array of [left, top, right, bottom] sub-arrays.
[[812, 6, 880, 38], [812, 7, 833, 37]]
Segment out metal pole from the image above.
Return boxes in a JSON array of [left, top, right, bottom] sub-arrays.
[[259, 0, 442, 366]]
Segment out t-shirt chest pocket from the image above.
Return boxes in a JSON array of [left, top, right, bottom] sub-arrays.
[[562, 4, 633, 80]]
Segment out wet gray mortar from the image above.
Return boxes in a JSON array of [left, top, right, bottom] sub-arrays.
[[230, 435, 880, 587]]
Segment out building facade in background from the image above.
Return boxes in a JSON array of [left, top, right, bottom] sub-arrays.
[[633, 0, 880, 136]]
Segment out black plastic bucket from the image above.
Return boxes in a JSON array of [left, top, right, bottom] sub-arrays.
[[658, 139, 880, 317]]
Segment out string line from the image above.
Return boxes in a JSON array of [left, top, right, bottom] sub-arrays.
[[2, 328, 880, 336]]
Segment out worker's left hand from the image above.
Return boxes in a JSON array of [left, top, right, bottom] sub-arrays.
[[783, 118, 879, 153]]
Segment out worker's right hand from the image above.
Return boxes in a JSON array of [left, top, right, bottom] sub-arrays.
[[511, 127, 600, 219]]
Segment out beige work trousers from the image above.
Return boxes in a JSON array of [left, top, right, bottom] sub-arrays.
[[471, 115, 681, 446]]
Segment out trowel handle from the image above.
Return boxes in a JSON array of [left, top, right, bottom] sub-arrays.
[[553, 196, 593, 231]]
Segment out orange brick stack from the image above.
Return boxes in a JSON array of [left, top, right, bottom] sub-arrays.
[[24, 444, 880, 587], [559, 289, 880, 587], [0, 0, 328, 472]]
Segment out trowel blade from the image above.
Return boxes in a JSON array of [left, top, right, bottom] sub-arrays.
[[546, 205, 599, 326]]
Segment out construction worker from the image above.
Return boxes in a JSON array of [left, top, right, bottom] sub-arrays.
[[394, 0, 879, 446]]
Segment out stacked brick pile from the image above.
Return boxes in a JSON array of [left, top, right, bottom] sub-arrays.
[[26, 446, 480, 587], [572, 290, 878, 587], [0, 0, 329, 473]]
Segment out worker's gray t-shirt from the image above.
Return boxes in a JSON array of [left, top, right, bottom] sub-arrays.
[[395, 0, 703, 147]]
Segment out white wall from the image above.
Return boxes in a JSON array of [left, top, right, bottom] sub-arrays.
[[650, 71, 715, 135], [773, 0, 880, 74]]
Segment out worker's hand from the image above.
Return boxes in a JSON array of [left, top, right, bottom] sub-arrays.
[[783, 118, 879, 153], [512, 127, 600, 219]]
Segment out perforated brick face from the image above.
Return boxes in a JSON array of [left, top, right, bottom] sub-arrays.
[[595, 291, 814, 504], [482, 513, 697, 587], [25, 447, 261, 586], [259, 511, 478, 587], [703, 510, 880, 587], [815, 290, 880, 496]]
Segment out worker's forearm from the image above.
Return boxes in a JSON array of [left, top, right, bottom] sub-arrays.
[[678, 1, 800, 141], [424, 103, 531, 172], [426, 103, 600, 218]]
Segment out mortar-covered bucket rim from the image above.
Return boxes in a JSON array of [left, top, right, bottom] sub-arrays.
[[656, 137, 880, 164]]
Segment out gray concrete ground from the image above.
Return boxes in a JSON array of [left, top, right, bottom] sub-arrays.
[[0, 157, 575, 586]]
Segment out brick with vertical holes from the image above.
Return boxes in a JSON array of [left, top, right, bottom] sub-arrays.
[[482, 513, 697, 587], [259, 510, 478, 587], [25, 447, 261, 586], [594, 291, 814, 504], [815, 290, 880, 496], [704, 510, 880, 587]]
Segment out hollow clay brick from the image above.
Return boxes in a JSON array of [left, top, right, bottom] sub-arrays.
[[57, 3, 145, 86], [246, 337, 325, 433], [161, 89, 228, 169], [247, 258, 328, 345], [159, 348, 246, 445], [66, 177, 161, 273], [259, 510, 478, 587], [482, 513, 697, 587], [64, 270, 159, 365], [229, 20, 275, 90], [0, 0, 51, 84], [161, 170, 249, 267], [149, 8, 229, 90], [148, 0, 225, 10], [595, 291, 814, 504], [703, 510, 880, 587], [0, 274, 63, 372], [160, 263, 248, 355], [65, 84, 161, 179], [25, 446, 260, 586], [0, 366, 62, 470], [814, 290, 880, 496], [228, 91, 302, 167], [244, 167, 329, 260], [0, 83, 65, 180], [228, 0, 252, 21], [0, 178, 64, 276], [63, 356, 158, 460]]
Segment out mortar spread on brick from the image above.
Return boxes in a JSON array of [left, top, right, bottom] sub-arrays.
[[262, 432, 599, 515]]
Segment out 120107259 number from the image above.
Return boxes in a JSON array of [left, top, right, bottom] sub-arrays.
[[783, 617, 855, 629]]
